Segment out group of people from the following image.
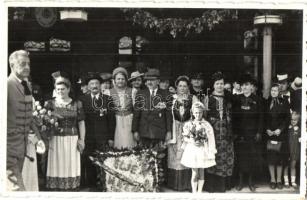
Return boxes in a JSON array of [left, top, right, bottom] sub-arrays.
[[7, 49, 302, 193]]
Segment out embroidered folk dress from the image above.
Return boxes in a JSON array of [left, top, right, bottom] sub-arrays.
[[45, 99, 84, 190], [205, 94, 234, 177], [180, 119, 217, 168], [204, 94, 234, 192], [167, 94, 196, 191]]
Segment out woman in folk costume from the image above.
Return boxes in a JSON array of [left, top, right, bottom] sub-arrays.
[[203, 72, 234, 192], [167, 75, 198, 191], [106, 67, 136, 149], [264, 83, 290, 190], [45, 72, 86, 191], [180, 101, 217, 193]]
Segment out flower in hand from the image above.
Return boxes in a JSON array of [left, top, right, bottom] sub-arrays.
[[189, 123, 208, 144]]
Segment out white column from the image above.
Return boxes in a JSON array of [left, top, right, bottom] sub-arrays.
[[262, 26, 272, 99]]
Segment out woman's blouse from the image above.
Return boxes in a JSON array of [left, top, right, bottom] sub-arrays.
[[45, 99, 85, 136]]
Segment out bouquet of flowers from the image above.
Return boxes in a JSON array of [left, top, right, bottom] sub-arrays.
[[32, 101, 63, 140], [186, 122, 208, 144]]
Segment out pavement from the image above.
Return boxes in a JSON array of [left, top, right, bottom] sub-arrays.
[[79, 183, 299, 193]]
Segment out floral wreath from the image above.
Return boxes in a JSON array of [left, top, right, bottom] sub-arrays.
[[90, 147, 165, 192]]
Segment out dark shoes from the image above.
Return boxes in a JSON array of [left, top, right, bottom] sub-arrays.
[[284, 183, 290, 188], [270, 182, 276, 189], [248, 184, 256, 192], [276, 182, 283, 189], [236, 184, 243, 191]]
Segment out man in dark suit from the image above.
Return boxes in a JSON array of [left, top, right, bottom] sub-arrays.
[[132, 68, 172, 147], [7, 50, 42, 191], [79, 73, 115, 190]]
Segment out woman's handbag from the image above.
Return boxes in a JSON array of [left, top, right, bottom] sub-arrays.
[[266, 140, 282, 152]]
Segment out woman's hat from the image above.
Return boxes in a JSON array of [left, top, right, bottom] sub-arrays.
[[191, 72, 204, 80], [100, 73, 112, 82], [239, 73, 253, 85], [144, 68, 160, 80], [128, 71, 144, 82], [112, 67, 128, 78], [85, 72, 103, 85], [291, 77, 302, 90]]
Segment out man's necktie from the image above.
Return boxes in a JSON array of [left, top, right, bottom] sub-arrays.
[[21, 80, 31, 95], [94, 96, 102, 107], [150, 90, 154, 109]]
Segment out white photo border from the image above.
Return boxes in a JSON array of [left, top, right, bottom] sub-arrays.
[[1, 1, 307, 200]]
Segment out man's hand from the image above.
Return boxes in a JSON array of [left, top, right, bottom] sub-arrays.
[[77, 139, 85, 153], [266, 129, 273, 136], [165, 131, 172, 142], [36, 140, 46, 154], [274, 129, 281, 136], [133, 132, 140, 141], [108, 140, 114, 147], [255, 133, 262, 142]]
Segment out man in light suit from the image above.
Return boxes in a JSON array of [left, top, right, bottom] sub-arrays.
[[7, 50, 41, 191]]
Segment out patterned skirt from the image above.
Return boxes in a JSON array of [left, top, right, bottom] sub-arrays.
[[46, 135, 81, 190], [206, 119, 234, 177]]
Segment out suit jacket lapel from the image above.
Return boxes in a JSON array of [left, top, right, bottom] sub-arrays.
[[9, 73, 25, 96], [155, 88, 162, 98], [144, 88, 151, 114]]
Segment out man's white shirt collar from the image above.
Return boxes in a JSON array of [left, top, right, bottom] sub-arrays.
[[91, 93, 100, 99], [150, 88, 158, 96]]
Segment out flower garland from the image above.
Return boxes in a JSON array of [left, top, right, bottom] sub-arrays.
[[121, 8, 238, 38], [90, 146, 165, 192]]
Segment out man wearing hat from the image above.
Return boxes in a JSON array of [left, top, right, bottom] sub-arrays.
[[190, 72, 205, 102], [132, 68, 172, 146], [232, 74, 264, 192], [79, 72, 115, 190], [277, 74, 291, 103], [129, 71, 144, 105], [132, 68, 172, 185]]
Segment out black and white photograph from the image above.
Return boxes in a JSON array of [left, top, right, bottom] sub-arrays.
[[1, 1, 306, 199]]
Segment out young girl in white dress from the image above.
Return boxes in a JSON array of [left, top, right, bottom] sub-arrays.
[[181, 102, 217, 193]]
